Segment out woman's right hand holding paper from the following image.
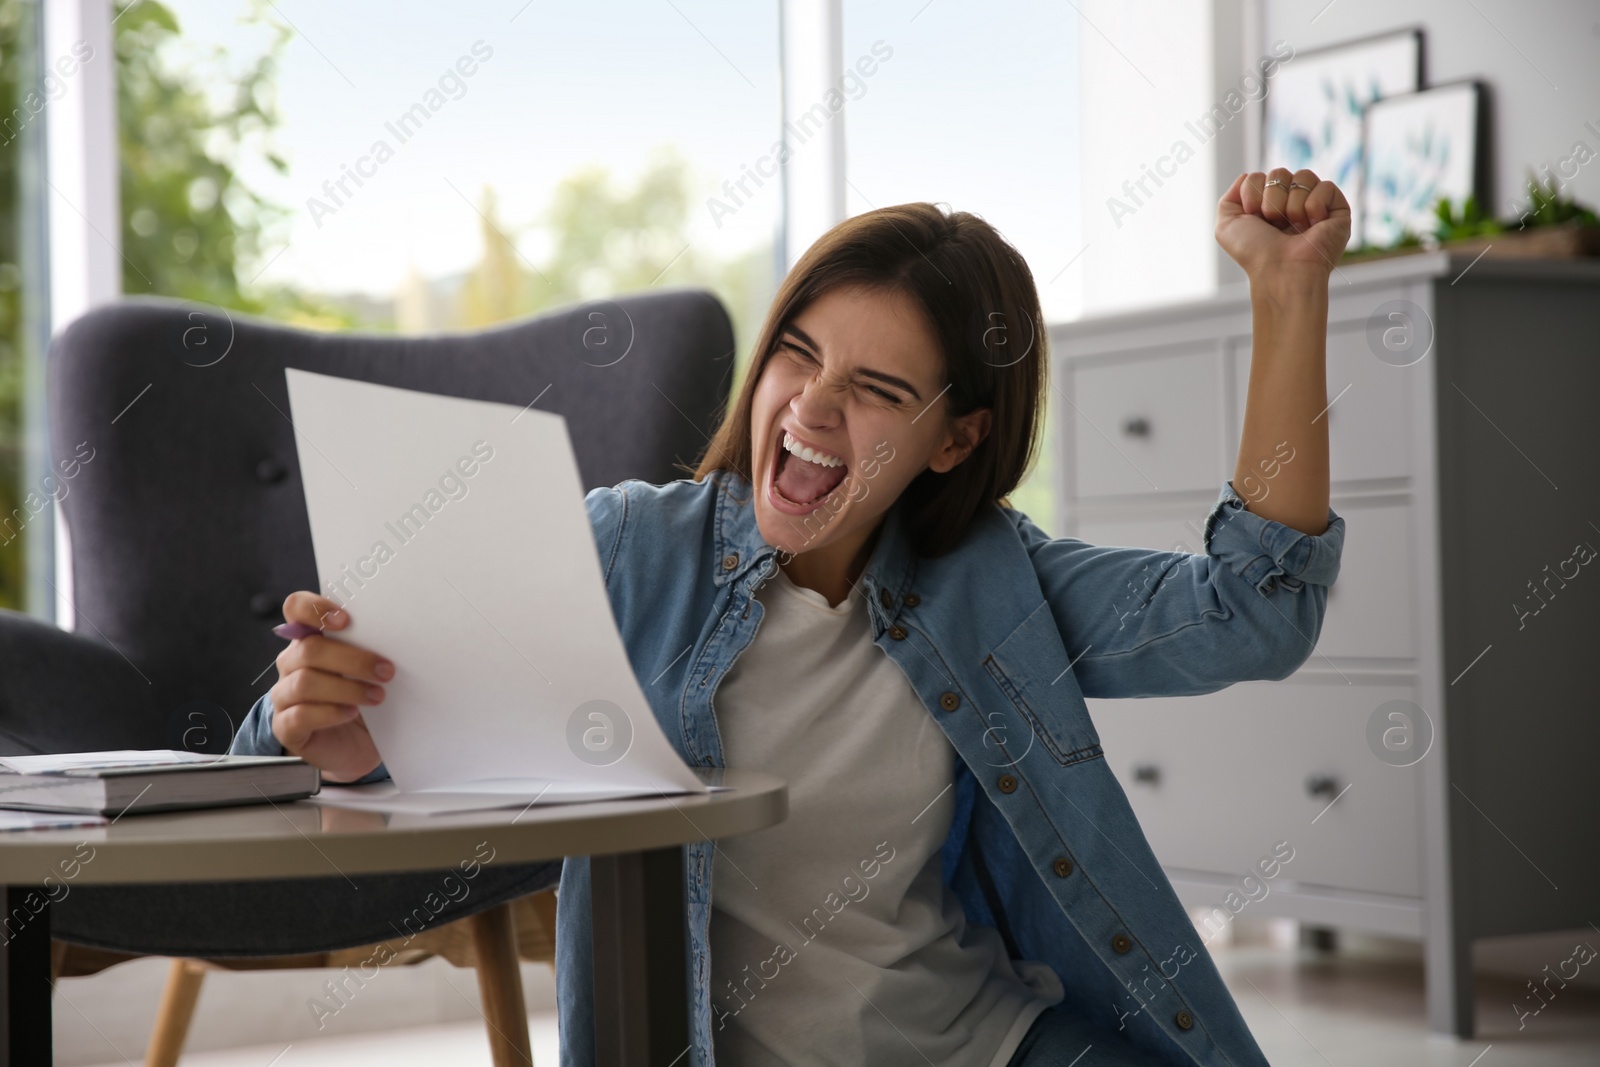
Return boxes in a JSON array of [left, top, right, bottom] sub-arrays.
[[269, 592, 391, 784]]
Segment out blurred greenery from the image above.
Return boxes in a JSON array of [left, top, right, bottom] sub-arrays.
[[1004, 421, 1055, 534], [1512, 172, 1600, 230], [116, 0, 279, 305], [0, 0, 30, 609], [116, 0, 775, 363], [1433, 195, 1502, 243], [1369, 175, 1600, 254], [115, 0, 361, 328], [445, 149, 772, 395], [1423, 180, 1600, 245], [0, 0, 780, 610], [113, 0, 775, 390]]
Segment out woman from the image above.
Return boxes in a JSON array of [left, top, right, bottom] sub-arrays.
[[233, 168, 1349, 1066]]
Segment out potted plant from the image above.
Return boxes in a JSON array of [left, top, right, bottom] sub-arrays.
[[1345, 174, 1600, 261]]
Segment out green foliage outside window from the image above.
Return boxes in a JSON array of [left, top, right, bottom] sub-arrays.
[[115, 0, 361, 326], [449, 151, 772, 390], [116, 0, 285, 307], [0, 0, 31, 610], [0, 0, 784, 612]]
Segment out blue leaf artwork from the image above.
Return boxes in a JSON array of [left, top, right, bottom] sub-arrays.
[[1361, 84, 1479, 247], [1261, 32, 1420, 247]]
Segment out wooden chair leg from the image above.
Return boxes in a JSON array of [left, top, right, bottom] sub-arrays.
[[469, 902, 533, 1067], [145, 959, 207, 1067]]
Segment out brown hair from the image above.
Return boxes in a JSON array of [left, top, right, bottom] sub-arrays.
[[692, 202, 1047, 558]]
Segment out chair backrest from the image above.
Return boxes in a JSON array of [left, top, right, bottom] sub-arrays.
[[47, 290, 734, 750]]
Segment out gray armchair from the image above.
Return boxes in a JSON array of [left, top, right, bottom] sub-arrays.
[[0, 288, 732, 1062]]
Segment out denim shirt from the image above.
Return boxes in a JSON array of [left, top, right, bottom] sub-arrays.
[[233, 469, 1343, 1066]]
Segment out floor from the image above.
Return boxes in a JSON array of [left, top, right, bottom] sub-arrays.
[[81, 1014, 565, 1067], [73, 932, 1600, 1066], [1213, 938, 1600, 1066]]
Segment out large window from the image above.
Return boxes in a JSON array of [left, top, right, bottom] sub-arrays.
[[16, 0, 1217, 609], [0, 0, 25, 611], [0, 0, 48, 613], [120, 0, 781, 361]]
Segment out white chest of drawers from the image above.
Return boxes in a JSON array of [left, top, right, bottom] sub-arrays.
[[1049, 251, 1600, 1037]]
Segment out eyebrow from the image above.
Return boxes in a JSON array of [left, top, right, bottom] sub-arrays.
[[781, 324, 925, 403]]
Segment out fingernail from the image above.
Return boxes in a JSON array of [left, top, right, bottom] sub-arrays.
[[374, 660, 395, 681], [325, 609, 344, 627], [366, 686, 384, 703], [341, 705, 360, 719]]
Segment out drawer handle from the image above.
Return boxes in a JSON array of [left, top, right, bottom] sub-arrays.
[[1121, 416, 1152, 439], [1132, 763, 1161, 785], [1305, 773, 1340, 798]]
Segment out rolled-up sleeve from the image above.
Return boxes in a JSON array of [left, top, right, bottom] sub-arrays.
[[1203, 480, 1343, 594], [229, 690, 392, 785], [1016, 480, 1345, 699]]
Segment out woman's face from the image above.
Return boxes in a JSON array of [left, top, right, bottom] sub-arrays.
[[749, 284, 991, 563]]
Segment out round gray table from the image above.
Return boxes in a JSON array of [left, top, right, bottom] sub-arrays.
[[0, 769, 787, 1066]]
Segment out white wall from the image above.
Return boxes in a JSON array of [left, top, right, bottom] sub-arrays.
[[1076, 0, 1220, 315], [1079, 0, 1600, 318], [1264, 0, 1600, 221]]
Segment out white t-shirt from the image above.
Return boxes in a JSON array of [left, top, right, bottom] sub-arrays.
[[709, 565, 1063, 1066]]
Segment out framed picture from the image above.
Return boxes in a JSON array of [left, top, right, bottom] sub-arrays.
[[1360, 81, 1486, 249], [1261, 28, 1423, 246]]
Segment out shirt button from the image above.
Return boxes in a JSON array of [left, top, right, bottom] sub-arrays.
[[1052, 857, 1074, 878], [904, 593, 921, 607], [721, 553, 739, 571], [888, 625, 907, 640], [939, 692, 960, 712], [997, 774, 1017, 794], [1112, 933, 1132, 954], [879, 588, 893, 610], [1175, 1010, 1195, 1030]]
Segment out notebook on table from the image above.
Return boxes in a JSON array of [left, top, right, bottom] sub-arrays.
[[0, 750, 319, 817]]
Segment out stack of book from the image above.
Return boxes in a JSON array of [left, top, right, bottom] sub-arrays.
[[0, 750, 318, 825]]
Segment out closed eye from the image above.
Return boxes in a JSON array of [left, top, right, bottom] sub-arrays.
[[780, 337, 908, 404]]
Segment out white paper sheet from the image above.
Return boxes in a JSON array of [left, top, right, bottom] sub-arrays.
[[309, 779, 735, 817], [309, 781, 703, 816], [283, 369, 706, 804]]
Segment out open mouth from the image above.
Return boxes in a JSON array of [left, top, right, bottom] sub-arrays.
[[770, 429, 849, 509]]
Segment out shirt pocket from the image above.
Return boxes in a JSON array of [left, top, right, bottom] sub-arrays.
[[983, 600, 1105, 766]]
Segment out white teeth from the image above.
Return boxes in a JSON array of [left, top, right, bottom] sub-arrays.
[[782, 431, 843, 468]]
